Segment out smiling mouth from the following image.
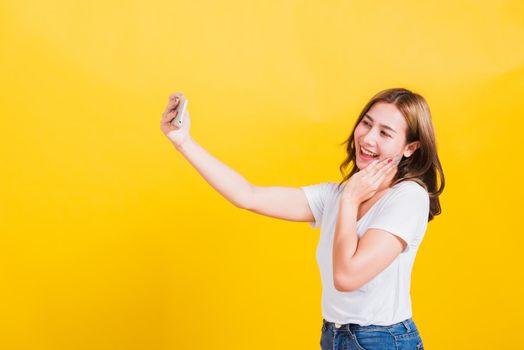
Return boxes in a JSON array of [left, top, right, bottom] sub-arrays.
[[359, 146, 380, 160]]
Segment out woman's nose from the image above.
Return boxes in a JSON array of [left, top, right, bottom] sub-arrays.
[[362, 130, 378, 144]]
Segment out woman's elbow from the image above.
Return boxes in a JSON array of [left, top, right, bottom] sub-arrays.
[[333, 275, 356, 292]]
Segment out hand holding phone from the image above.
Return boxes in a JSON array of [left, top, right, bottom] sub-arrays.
[[160, 92, 192, 148], [171, 94, 188, 128]]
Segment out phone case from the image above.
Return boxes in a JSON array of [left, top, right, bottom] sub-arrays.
[[172, 95, 188, 128]]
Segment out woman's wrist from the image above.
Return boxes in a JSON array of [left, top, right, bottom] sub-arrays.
[[174, 136, 194, 153]]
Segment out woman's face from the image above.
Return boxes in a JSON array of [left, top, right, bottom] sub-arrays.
[[354, 102, 416, 170]]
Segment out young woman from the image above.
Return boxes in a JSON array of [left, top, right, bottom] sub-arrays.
[[160, 88, 445, 350]]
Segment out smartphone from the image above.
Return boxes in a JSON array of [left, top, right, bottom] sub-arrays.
[[172, 94, 188, 128]]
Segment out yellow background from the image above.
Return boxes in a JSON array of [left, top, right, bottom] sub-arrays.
[[1, 0, 523, 349]]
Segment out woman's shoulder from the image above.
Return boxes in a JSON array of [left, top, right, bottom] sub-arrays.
[[392, 179, 427, 192], [302, 181, 343, 200], [389, 180, 430, 203]]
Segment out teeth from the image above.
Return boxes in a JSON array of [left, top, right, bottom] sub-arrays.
[[361, 147, 378, 157]]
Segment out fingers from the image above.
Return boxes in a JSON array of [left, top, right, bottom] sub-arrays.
[[363, 158, 383, 173], [168, 92, 183, 101], [373, 160, 398, 184], [165, 110, 178, 122], [370, 156, 401, 180], [164, 95, 180, 114], [366, 155, 401, 177], [161, 92, 182, 122]]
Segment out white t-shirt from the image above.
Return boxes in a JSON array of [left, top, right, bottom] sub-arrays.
[[301, 180, 430, 326]]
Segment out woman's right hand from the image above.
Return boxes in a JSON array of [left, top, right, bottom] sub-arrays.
[[160, 92, 192, 148]]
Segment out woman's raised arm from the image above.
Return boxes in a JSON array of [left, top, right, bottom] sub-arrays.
[[244, 185, 314, 222], [160, 92, 314, 222]]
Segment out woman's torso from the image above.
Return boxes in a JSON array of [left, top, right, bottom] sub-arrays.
[[313, 180, 429, 326]]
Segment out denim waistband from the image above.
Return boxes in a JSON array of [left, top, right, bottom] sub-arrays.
[[322, 317, 415, 333]]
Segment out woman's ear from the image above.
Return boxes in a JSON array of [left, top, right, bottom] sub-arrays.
[[403, 141, 421, 158]]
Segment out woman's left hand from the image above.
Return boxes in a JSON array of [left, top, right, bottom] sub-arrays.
[[341, 155, 401, 204]]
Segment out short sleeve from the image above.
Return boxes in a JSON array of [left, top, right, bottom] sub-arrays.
[[300, 182, 334, 229], [367, 182, 430, 253]]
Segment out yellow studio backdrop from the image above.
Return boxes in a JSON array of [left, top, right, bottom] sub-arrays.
[[1, 0, 523, 349]]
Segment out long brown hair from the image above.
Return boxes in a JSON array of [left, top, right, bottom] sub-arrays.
[[336, 88, 445, 221]]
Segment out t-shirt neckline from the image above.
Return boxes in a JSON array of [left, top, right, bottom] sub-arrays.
[[354, 184, 400, 223]]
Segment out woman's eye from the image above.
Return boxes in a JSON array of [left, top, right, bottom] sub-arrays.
[[362, 120, 390, 137]]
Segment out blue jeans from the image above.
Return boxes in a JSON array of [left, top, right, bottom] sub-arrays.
[[320, 317, 424, 350]]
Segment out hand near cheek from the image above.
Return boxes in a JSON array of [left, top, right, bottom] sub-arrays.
[[341, 155, 401, 204]]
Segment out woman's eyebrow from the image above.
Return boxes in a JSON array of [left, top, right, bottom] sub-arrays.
[[364, 114, 397, 134]]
